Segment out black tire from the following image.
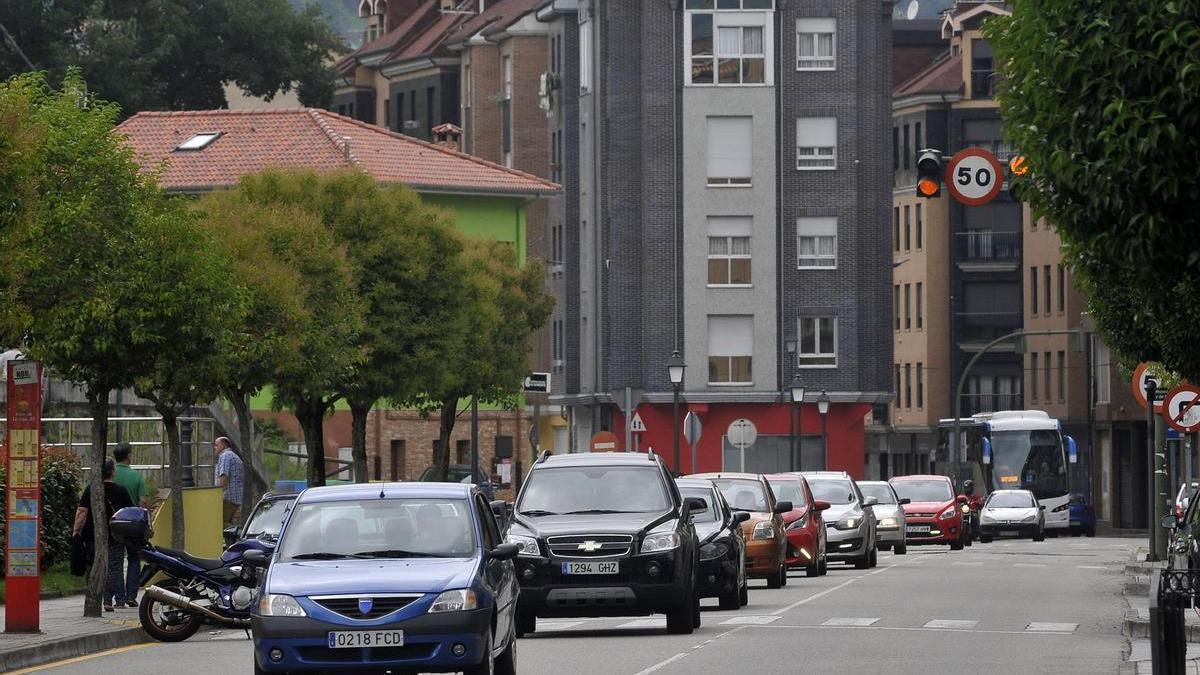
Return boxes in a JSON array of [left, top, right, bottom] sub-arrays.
[[780, 564, 788, 587], [766, 566, 783, 589], [692, 591, 701, 629], [738, 580, 748, 607], [1033, 528, 1045, 542], [495, 630, 516, 675], [854, 550, 870, 569], [253, 654, 268, 675], [950, 535, 964, 551], [979, 535, 992, 544], [515, 610, 536, 638], [805, 556, 821, 577], [877, 543, 891, 552], [719, 581, 740, 610], [819, 556, 828, 575], [666, 589, 696, 635], [464, 629, 494, 675], [139, 582, 203, 643], [1085, 527, 1096, 538], [894, 543, 907, 555]]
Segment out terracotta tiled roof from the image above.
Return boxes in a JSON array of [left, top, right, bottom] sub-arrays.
[[115, 108, 559, 197], [894, 51, 963, 98]]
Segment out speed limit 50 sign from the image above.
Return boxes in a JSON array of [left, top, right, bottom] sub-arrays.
[[945, 148, 1005, 206]]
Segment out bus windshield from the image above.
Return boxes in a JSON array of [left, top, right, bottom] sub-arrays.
[[989, 429, 1067, 500]]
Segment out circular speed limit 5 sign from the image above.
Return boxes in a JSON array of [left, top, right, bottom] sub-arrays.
[[945, 147, 1005, 206]]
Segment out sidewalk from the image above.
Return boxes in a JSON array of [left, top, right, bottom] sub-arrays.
[[0, 596, 148, 671], [1120, 547, 1200, 673]]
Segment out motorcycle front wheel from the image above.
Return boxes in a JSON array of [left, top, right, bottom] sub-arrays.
[[139, 580, 204, 642]]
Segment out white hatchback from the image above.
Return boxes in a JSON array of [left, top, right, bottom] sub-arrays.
[[979, 489, 1044, 543]]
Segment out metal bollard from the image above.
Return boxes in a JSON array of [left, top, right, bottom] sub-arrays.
[[1154, 570, 1189, 674]]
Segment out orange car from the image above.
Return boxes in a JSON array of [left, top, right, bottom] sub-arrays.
[[691, 473, 792, 588]]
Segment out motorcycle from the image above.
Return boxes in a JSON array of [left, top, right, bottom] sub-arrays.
[[110, 507, 274, 642], [958, 494, 983, 546]]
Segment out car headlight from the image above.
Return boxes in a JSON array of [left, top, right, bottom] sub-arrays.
[[751, 521, 775, 540], [878, 517, 898, 528], [788, 512, 810, 530], [834, 516, 861, 531], [642, 532, 681, 553], [1021, 514, 1038, 523], [258, 594, 306, 617], [428, 589, 478, 614], [939, 506, 957, 520], [506, 534, 540, 557], [980, 511, 995, 524], [1052, 503, 1070, 513], [699, 541, 729, 561]]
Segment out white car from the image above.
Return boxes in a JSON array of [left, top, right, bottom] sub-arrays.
[[979, 489, 1044, 543], [1176, 482, 1199, 521]]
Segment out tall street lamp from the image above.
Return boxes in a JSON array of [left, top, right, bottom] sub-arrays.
[[789, 376, 805, 472], [667, 351, 686, 474], [817, 390, 831, 470]]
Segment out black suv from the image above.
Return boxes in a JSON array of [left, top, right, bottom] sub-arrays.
[[504, 452, 704, 635]]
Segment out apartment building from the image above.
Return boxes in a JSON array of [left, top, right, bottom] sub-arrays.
[[545, 0, 892, 476]]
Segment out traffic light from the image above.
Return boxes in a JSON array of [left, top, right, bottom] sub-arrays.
[[915, 149, 943, 198]]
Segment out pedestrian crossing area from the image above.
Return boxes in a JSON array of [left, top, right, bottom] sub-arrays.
[[528, 615, 1080, 636]]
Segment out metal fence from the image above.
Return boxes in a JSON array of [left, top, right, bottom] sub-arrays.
[[0, 416, 218, 491]]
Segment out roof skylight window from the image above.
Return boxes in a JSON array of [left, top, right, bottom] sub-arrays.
[[175, 132, 222, 151]]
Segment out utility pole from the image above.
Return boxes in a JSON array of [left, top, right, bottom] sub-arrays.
[[1155, 413, 1169, 561], [1147, 379, 1159, 560]]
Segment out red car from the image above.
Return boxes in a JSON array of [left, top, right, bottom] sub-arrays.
[[765, 474, 830, 577], [889, 475, 967, 550]]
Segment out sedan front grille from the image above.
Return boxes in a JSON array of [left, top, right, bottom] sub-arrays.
[[311, 595, 421, 620], [547, 534, 634, 558]]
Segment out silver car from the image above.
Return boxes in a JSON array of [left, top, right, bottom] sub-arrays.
[[802, 471, 878, 569], [979, 489, 1045, 542], [858, 481, 907, 555]]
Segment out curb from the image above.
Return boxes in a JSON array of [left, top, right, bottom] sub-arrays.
[[1123, 611, 1200, 643], [0, 625, 149, 672]]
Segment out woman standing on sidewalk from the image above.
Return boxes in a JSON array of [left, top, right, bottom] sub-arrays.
[[72, 458, 133, 612]]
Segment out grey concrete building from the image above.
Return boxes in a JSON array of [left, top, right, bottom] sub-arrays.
[[548, 0, 893, 477]]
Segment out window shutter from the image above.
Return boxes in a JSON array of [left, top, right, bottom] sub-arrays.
[[707, 117, 753, 180]]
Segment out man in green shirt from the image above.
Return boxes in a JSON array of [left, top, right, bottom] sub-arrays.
[[112, 443, 147, 607]]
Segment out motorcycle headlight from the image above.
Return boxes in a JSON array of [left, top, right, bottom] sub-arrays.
[[751, 521, 775, 540], [699, 541, 729, 561], [961, 504, 971, 514], [428, 589, 478, 614], [939, 506, 957, 520], [788, 512, 810, 530], [506, 534, 541, 557], [258, 593, 306, 617], [642, 532, 681, 553], [835, 516, 861, 531], [878, 517, 898, 528]]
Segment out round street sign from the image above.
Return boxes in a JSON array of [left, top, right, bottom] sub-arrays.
[[944, 147, 1005, 206], [727, 418, 758, 451], [589, 431, 620, 453], [1163, 385, 1200, 433], [1131, 362, 1166, 412]]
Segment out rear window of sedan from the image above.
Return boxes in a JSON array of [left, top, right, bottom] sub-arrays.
[[858, 484, 897, 505], [807, 479, 855, 505], [714, 479, 769, 512], [278, 498, 476, 561], [766, 480, 808, 507]]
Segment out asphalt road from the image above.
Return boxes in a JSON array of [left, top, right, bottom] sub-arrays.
[[26, 536, 1134, 674]]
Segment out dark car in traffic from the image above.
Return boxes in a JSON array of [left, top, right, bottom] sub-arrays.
[[676, 477, 750, 609], [505, 452, 704, 635], [1069, 493, 1096, 537]]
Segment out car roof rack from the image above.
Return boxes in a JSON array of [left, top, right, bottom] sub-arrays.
[[536, 449, 552, 464]]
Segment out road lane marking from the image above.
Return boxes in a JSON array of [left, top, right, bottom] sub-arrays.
[[616, 618, 664, 629], [630, 626, 747, 675], [769, 564, 898, 616], [953, 561, 984, 566], [923, 619, 978, 629], [749, 624, 1077, 637], [1026, 622, 1078, 633], [822, 617, 879, 626], [1013, 563, 1046, 568], [719, 615, 779, 625], [538, 621, 585, 631], [1075, 565, 1106, 570], [631, 652, 689, 674], [7, 643, 159, 674]]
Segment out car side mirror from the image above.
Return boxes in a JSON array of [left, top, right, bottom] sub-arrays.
[[1162, 515, 1179, 531], [1039, 505, 1046, 510], [733, 511, 751, 525], [773, 500, 793, 514], [683, 497, 708, 516], [862, 497, 878, 507], [242, 549, 269, 568], [813, 500, 831, 512], [490, 542, 521, 560], [490, 500, 509, 518], [899, 498, 911, 505], [223, 526, 239, 547], [956, 495, 969, 505]]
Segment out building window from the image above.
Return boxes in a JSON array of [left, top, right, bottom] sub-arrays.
[[796, 18, 835, 70], [895, 364, 901, 405], [915, 122, 923, 152], [796, 216, 836, 268], [902, 124, 910, 170], [552, 319, 564, 371], [893, 207, 900, 252], [1043, 265, 1052, 315], [904, 284, 911, 330], [708, 315, 753, 385], [892, 126, 899, 171], [915, 204, 923, 249], [579, 17, 592, 93], [707, 116, 753, 185], [1043, 351, 1052, 402], [384, 99, 391, 130], [1093, 339, 1111, 404], [894, 285, 900, 331], [501, 56, 513, 166], [1030, 266, 1038, 314], [916, 282, 923, 329], [707, 216, 753, 286], [1057, 264, 1066, 312], [797, 316, 837, 368], [903, 205, 911, 251], [905, 363, 912, 409], [796, 117, 836, 169], [1030, 352, 1039, 402], [917, 363, 924, 409], [686, 0, 775, 86], [389, 439, 406, 481], [1057, 350, 1066, 401]]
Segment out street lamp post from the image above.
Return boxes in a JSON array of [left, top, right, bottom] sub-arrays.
[[667, 351, 686, 475], [817, 390, 830, 470], [789, 376, 805, 472]]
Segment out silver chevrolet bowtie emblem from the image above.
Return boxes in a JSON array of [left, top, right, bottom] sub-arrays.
[[578, 540, 602, 552]]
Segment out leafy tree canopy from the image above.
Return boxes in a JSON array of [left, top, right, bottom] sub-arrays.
[[0, 0, 343, 114]]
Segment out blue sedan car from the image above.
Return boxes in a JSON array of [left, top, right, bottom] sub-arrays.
[[251, 482, 519, 674]]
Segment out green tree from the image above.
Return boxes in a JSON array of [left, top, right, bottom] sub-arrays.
[[0, 72, 172, 617], [0, 0, 342, 114], [986, 1, 1200, 375], [419, 240, 554, 481], [132, 198, 247, 548]]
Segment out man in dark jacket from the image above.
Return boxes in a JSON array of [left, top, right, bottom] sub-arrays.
[[72, 458, 133, 612]]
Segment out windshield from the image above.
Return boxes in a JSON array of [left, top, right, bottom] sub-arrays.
[[807, 479, 855, 505], [1177, 483, 1199, 503], [518, 466, 671, 515], [891, 479, 953, 503], [277, 498, 476, 561], [989, 429, 1068, 500], [987, 492, 1034, 508], [713, 479, 769, 512], [243, 497, 294, 540], [766, 480, 807, 508], [858, 484, 897, 505], [679, 487, 719, 522]]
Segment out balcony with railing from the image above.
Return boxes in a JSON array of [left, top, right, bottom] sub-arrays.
[[956, 312, 1022, 351], [955, 231, 1021, 271], [971, 69, 997, 99]]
